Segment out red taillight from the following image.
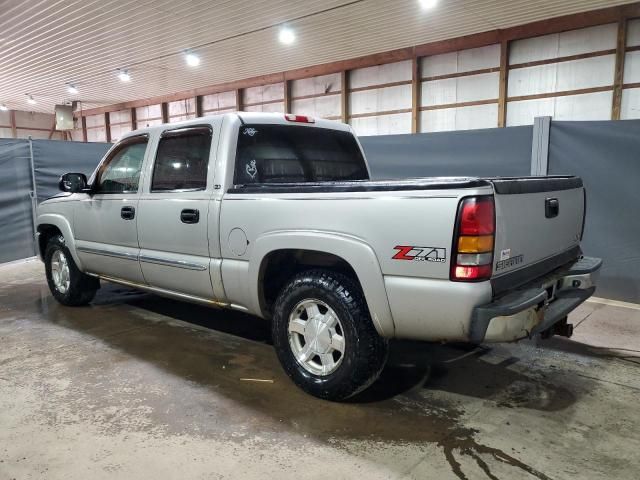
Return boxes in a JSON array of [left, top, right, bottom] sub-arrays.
[[284, 114, 315, 123], [451, 196, 495, 282], [459, 197, 495, 235]]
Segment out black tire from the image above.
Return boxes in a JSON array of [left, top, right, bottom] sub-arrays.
[[272, 269, 388, 401], [44, 235, 99, 306]]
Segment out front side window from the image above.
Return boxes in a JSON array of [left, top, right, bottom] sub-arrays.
[[234, 124, 368, 185], [151, 128, 212, 192], [94, 137, 148, 194]]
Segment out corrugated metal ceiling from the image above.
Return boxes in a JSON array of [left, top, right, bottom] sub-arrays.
[[0, 0, 634, 113]]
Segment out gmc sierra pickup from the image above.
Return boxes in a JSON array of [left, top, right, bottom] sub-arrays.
[[36, 112, 601, 400]]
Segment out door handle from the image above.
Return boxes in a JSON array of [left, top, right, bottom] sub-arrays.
[[545, 198, 559, 218], [121, 206, 135, 220], [180, 208, 200, 224]]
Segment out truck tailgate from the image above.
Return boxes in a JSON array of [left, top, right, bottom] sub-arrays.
[[490, 176, 585, 290]]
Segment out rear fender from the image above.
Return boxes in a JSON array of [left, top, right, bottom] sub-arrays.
[[250, 231, 395, 337]]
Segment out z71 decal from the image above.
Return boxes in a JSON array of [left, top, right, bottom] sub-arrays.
[[393, 246, 446, 263]]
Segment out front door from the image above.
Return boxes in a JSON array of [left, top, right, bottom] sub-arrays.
[[136, 126, 216, 300], [74, 135, 149, 283]]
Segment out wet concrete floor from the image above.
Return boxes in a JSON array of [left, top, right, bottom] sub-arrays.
[[1, 260, 639, 479]]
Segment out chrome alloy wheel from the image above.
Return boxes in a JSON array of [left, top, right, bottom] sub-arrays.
[[51, 249, 70, 294], [288, 299, 346, 376]]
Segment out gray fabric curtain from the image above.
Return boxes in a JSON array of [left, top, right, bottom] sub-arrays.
[[0, 139, 36, 263], [32, 140, 112, 203], [361, 126, 533, 179], [548, 120, 640, 303]]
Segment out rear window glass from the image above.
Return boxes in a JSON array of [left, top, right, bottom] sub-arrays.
[[151, 129, 212, 192], [234, 124, 368, 185]]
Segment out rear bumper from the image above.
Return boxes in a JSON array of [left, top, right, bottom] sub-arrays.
[[470, 256, 602, 343]]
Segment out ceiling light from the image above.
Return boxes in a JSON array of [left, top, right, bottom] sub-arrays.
[[185, 51, 200, 67], [419, 0, 438, 9], [278, 26, 295, 45], [67, 84, 78, 94], [0, 104, 8, 111], [26, 94, 36, 105], [117, 69, 131, 82]]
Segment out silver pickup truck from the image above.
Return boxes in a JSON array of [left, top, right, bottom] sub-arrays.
[[36, 112, 602, 400]]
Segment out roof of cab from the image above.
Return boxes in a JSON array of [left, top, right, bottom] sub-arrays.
[[119, 111, 351, 141]]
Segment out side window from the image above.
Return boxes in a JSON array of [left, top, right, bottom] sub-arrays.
[[151, 128, 212, 192], [94, 137, 148, 194]]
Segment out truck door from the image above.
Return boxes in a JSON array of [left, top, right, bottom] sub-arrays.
[[137, 125, 219, 300], [74, 135, 149, 283]]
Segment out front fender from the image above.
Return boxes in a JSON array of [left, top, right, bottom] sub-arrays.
[[36, 213, 83, 269], [249, 230, 395, 338]]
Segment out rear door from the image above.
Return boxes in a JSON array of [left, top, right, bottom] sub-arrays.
[[491, 176, 585, 284], [137, 125, 219, 300]]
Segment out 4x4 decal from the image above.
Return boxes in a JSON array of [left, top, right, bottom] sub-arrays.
[[393, 246, 446, 263]]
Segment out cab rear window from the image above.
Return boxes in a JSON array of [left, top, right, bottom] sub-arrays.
[[234, 124, 368, 185]]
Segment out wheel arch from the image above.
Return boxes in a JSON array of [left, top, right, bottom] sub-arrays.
[[36, 214, 83, 268], [249, 231, 395, 337]]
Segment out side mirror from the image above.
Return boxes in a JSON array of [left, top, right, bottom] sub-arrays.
[[59, 173, 89, 193]]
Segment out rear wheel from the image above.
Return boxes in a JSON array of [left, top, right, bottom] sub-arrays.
[[272, 269, 388, 401], [44, 235, 99, 306]]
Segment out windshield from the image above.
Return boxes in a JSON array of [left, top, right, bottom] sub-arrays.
[[234, 124, 368, 185]]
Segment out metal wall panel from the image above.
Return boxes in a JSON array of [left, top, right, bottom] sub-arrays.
[[621, 88, 640, 119], [243, 83, 284, 105], [350, 85, 412, 115], [351, 112, 412, 137], [350, 61, 411, 89], [135, 104, 163, 125], [510, 23, 617, 64], [508, 55, 616, 97], [422, 72, 499, 106], [623, 51, 640, 84], [244, 102, 285, 113], [292, 95, 341, 119], [85, 114, 105, 128], [626, 18, 640, 47], [292, 73, 342, 97], [422, 44, 500, 77], [202, 91, 236, 112], [554, 91, 613, 120], [507, 91, 613, 126]]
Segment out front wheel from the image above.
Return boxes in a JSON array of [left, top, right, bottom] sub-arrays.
[[272, 269, 388, 401], [44, 235, 99, 306]]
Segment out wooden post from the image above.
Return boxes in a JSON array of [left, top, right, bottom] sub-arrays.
[[105, 112, 111, 142], [47, 118, 57, 139], [10, 110, 17, 138], [341, 70, 349, 124], [195, 95, 204, 117], [161, 102, 169, 123], [498, 40, 510, 128], [130, 107, 137, 131], [411, 55, 420, 134], [236, 89, 243, 112], [81, 116, 87, 142], [284, 80, 292, 114], [612, 18, 628, 120]]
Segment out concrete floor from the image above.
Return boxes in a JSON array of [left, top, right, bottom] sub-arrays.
[[1, 260, 639, 480]]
